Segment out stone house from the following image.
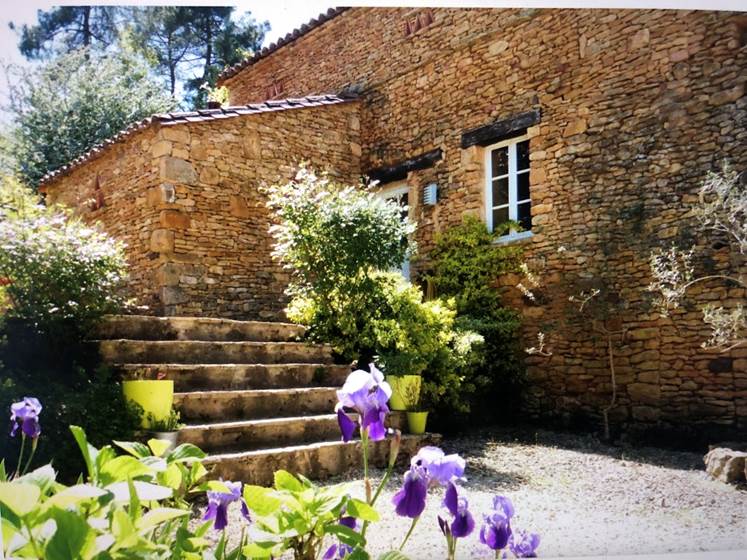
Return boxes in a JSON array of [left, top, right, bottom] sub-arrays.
[[40, 8, 747, 435]]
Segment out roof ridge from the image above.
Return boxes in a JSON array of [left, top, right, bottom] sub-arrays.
[[38, 93, 358, 188], [217, 7, 350, 83]]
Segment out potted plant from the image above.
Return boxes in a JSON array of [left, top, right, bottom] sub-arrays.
[[401, 378, 428, 434], [121, 368, 174, 429], [379, 352, 423, 412], [146, 407, 183, 452]]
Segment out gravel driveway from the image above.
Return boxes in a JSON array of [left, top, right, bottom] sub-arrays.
[[213, 426, 747, 558]]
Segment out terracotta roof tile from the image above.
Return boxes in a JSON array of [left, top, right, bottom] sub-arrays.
[[38, 93, 357, 188], [217, 7, 350, 83]]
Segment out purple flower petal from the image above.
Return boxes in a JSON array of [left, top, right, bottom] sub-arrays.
[[509, 530, 540, 558], [362, 407, 388, 441], [392, 466, 428, 518], [204, 480, 249, 531], [323, 544, 339, 560], [480, 519, 512, 550], [451, 507, 475, 538], [9, 397, 42, 439], [337, 408, 357, 442], [412, 446, 465, 487], [340, 516, 357, 530], [444, 482, 459, 516], [493, 495, 515, 519]]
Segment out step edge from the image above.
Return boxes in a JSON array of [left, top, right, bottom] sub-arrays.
[[174, 387, 340, 398], [204, 433, 440, 461], [101, 314, 305, 330], [181, 413, 340, 431]]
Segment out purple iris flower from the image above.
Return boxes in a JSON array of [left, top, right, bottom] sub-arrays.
[[392, 465, 428, 518], [509, 530, 540, 558], [442, 482, 475, 538], [10, 397, 42, 439], [203, 480, 250, 531], [335, 364, 392, 442], [411, 446, 465, 487], [479, 495, 515, 551], [323, 516, 358, 559]]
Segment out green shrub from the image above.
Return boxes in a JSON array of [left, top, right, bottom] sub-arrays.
[[0, 176, 127, 339], [427, 217, 525, 423], [0, 364, 141, 481], [267, 166, 415, 301]]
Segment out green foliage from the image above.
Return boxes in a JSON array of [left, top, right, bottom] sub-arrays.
[[12, 7, 121, 59], [146, 408, 184, 432], [0, 365, 142, 481], [0, 426, 212, 559], [428, 216, 523, 315], [269, 167, 415, 301], [427, 217, 525, 424], [242, 470, 374, 560], [0, 177, 128, 338], [5, 48, 177, 185]]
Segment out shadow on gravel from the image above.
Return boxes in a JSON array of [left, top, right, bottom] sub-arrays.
[[441, 424, 706, 472]]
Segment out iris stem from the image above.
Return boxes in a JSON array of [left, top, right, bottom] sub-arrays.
[[21, 438, 37, 476], [15, 434, 26, 478], [398, 515, 419, 551], [361, 430, 370, 503], [361, 460, 395, 540]]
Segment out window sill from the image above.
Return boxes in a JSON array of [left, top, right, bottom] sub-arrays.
[[493, 231, 534, 245]]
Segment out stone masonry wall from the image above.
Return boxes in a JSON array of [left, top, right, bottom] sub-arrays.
[[151, 102, 361, 318], [43, 101, 362, 319], [222, 8, 747, 434], [43, 127, 165, 311]]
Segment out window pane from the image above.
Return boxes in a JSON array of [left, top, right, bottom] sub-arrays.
[[493, 206, 509, 227], [491, 147, 508, 177], [517, 171, 530, 201], [492, 177, 508, 206], [517, 140, 530, 170], [517, 201, 532, 231]]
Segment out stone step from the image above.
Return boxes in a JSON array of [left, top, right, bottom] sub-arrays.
[[204, 433, 442, 485], [115, 363, 351, 391], [179, 412, 407, 453], [175, 387, 339, 421], [98, 315, 305, 342], [98, 340, 333, 365]]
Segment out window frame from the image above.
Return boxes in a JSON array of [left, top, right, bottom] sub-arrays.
[[376, 182, 412, 280], [484, 134, 533, 242]]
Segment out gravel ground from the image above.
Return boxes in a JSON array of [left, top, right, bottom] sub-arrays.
[[210, 426, 747, 558]]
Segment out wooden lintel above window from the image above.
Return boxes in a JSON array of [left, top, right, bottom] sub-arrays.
[[367, 148, 443, 184], [461, 109, 541, 149]]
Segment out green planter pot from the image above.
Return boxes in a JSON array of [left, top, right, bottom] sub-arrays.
[[406, 411, 429, 435], [122, 380, 174, 429], [386, 375, 421, 411]]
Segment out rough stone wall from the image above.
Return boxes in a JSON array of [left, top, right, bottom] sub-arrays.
[[43, 102, 361, 319], [43, 127, 165, 311], [150, 103, 361, 318], [223, 8, 747, 434]]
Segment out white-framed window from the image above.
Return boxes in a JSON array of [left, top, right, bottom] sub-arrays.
[[484, 135, 532, 241], [376, 183, 412, 280]]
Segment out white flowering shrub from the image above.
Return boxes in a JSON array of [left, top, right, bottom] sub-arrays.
[[648, 166, 746, 351], [0, 177, 127, 337]]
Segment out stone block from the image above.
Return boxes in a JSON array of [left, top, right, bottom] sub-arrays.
[[152, 140, 172, 158], [562, 118, 587, 137], [161, 286, 188, 305], [147, 184, 176, 206], [150, 229, 175, 253], [229, 195, 251, 218], [704, 448, 747, 484], [199, 166, 221, 185], [161, 127, 190, 144], [160, 157, 197, 184], [632, 405, 660, 422], [628, 382, 660, 404], [160, 209, 191, 229], [157, 263, 181, 287]]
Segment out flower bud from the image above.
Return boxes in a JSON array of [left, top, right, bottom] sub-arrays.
[[388, 429, 402, 468]]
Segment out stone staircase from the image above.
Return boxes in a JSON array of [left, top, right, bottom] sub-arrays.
[[97, 315, 437, 484]]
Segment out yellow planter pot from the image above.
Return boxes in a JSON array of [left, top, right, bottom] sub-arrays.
[[386, 375, 421, 411], [406, 411, 429, 435], [122, 380, 174, 429]]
